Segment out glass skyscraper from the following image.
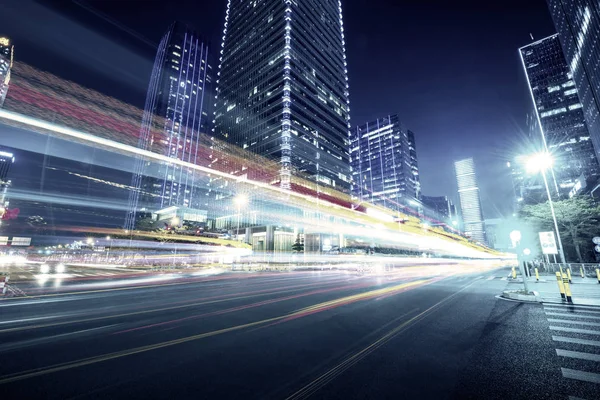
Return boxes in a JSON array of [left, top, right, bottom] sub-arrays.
[[519, 34, 599, 197], [350, 115, 420, 211], [0, 37, 14, 108], [126, 22, 212, 230], [547, 0, 600, 168], [454, 158, 486, 244], [214, 0, 351, 191]]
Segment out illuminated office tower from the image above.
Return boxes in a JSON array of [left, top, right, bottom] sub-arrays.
[[547, 0, 600, 166], [0, 148, 14, 208], [519, 34, 599, 197], [214, 0, 351, 191], [350, 115, 420, 210], [0, 37, 14, 108], [126, 22, 212, 230], [454, 158, 486, 244]]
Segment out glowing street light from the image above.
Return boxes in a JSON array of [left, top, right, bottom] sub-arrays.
[[171, 216, 180, 227], [524, 152, 566, 264], [105, 236, 112, 262]]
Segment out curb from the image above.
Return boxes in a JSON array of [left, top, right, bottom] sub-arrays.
[[501, 290, 541, 303]]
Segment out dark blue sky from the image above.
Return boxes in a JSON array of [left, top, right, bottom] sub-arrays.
[[1, 0, 556, 219]]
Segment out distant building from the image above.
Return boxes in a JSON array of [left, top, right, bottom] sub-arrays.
[[0, 148, 14, 208], [0, 37, 14, 108], [454, 158, 486, 244], [421, 195, 454, 221], [125, 22, 213, 230], [350, 115, 420, 211], [484, 218, 512, 251], [547, 0, 600, 170], [213, 0, 351, 191], [519, 34, 600, 198]]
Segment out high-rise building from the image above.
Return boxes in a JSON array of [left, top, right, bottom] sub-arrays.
[[421, 195, 453, 220], [0, 148, 14, 208], [547, 0, 600, 168], [126, 22, 212, 230], [350, 115, 420, 211], [519, 34, 600, 197], [454, 157, 486, 244], [214, 0, 351, 191], [0, 37, 14, 108]]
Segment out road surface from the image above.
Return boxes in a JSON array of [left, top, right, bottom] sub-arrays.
[[0, 266, 598, 399]]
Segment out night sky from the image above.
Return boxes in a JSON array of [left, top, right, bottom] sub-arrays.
[[1, 0, 556, 219]]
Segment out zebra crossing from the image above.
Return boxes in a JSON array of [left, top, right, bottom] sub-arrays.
[[543, 303, 600, 399]]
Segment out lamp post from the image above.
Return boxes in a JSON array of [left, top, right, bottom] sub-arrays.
[[510, 230, 530, 293], [234, 194, 249, 242], [525, 152, 566, 264]]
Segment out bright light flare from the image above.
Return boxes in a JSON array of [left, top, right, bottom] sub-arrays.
[[526, 152, 553, 174], [55, 263, 66, 273], [40, 263, 50, 274], [234, 194, 249, 207], [366, 207, 393, 222]]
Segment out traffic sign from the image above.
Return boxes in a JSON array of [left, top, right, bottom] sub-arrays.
[[539, 231, 558, 255], [593, 237, 600, 245]]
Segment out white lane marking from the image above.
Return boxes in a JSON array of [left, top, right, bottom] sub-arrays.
[[544, 307, 600, 315], [0, 315, 56, 325], [550, 326, 600, 335], [547, 319, 600, 327], [561, 368, 600, 384], [568, 396, 588, 400], [486, 276, 494, 281], [545, 312, 600, 320], [553, 336, 600, 347], [501, 277, 507, 281], [543, 304, 600, 312], [556, 349, 600, 362], [18, 275, 27, 279]]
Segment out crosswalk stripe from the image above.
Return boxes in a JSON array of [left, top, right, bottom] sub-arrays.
[[501, 277, 507, 281], [556, 349, 600, 362], [18, 275, 27, 279], [543, 304, 600, 312], [550, 326, 600, 335], [561, 368, 600, 384], [547, 319, 600, 327], [544, 307, 600, 315], [552, 336, 600, 347], [545, 312, 600, 320]]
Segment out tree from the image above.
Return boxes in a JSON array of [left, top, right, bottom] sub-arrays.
[[291, 234, 304, 253], [520, 195, 600, 262]]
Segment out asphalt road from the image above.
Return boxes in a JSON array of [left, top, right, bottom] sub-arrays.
[[0, 266, 598, 399]]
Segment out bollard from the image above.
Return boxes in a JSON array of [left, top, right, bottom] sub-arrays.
[[535, 268, 539, 282], [512, 266, 517, 280], [562, 273, 573, 303], [556, 272, 566, 300], [567, 267, 572, 283], [580, 265, 585, 278], [596, 268, 600, 284]]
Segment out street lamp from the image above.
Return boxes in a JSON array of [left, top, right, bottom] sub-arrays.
[[525, 152, 566, 264], [234, 194, 249, 242]]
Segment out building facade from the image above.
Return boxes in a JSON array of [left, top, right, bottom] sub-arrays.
[[421, 195, 453, 220], [126, 22, 212, 230], [454, 157, 486, 244], [0, 37, 14, 108], [0, 148, 14, 208], [213, 0, 351, 191], [547, 0, 600, 169], [350, 115, 420, 211], [519, 34, 600, 197]]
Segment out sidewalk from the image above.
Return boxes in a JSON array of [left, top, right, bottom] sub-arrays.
[[507, 275, 600, 306]]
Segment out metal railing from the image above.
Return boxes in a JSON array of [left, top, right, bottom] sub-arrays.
[[533, 263, 599, 278]]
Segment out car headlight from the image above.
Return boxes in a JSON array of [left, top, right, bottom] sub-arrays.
[[55, 263, 66, 273], [40, 264, 50, 274]]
